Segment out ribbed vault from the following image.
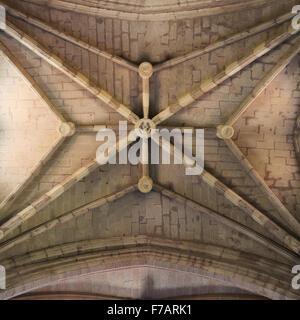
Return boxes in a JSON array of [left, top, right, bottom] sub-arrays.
[[0, 0, 299, 300]]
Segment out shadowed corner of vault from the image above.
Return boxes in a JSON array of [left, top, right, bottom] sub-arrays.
[[0, 50, 62, 219], [135, 270, 252, 300]]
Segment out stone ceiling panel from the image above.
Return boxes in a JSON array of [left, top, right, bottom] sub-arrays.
[[0, 0, 299, 300], [0, 50, 60, 205]]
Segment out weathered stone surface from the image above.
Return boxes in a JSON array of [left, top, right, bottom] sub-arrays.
[[0, 0, 299, 300]]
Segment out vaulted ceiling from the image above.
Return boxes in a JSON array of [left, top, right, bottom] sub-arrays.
[[0, 0, 299, 300]]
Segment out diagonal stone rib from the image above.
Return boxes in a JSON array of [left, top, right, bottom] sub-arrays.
[[0, 135, 132, 240], [0, 185, 137, 255], [153, 12, 294, 72], [153, 184, 299, 262], [225, 139, 300, 235], [0, 160, 99, 240], [226, 39, 300, 126], [0, 40, 66, 123], [3, 21, 140, 124], [152, 27, 299, 125], [155, 136, 300, 255], [201, 169, 300, 255], [0, 135, 66, 216], [0, 1, 139, 72]]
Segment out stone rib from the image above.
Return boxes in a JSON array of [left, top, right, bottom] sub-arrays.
[[152, 28, 299, 125], [0, 159, 99, 240], [138, 62, 153, 119], [153, 12, 294, 72], [3, 21, 140, 124], [0, 40, 66, 123], [225, 139, 300, 235], [0, 136, 132, 239], [141, 138, 149, 176], [156, 137, 300, 255], [226, 40, 300, 126], [0, 1, 138, 72], [0, 135, 66, 216], [0, 185, 137, 255], [2, 236, 298, 300], [153, 184, 298, 262], [201, 169, 300, 255], [137, 137, 153, 194], [142, 77, 150, 119]]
